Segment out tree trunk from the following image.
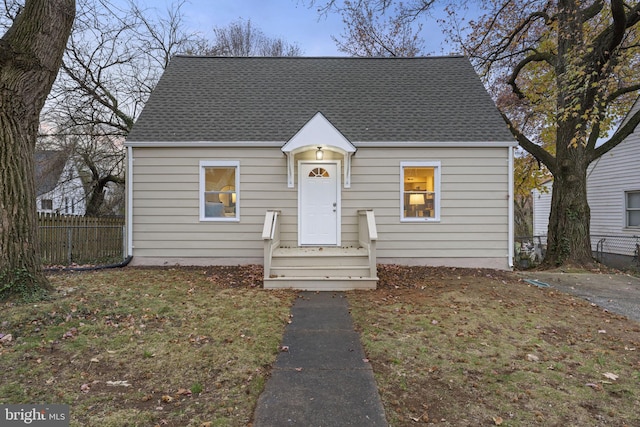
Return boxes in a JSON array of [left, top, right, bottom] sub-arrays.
[[0, 0, 75, 300], [540, 0, 594, 268], [85, 182, 106, 217], [542, 153, 593, 267]]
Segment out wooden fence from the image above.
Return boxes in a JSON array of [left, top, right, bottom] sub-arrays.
[[38, 213, 125, 266]]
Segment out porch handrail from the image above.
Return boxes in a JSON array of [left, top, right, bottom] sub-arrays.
[[358, 210, 378, 278], [262, 210, 281, 279]]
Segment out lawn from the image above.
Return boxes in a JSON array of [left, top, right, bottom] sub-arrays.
[[1, 266, 639, 426], [350, 265, 640, 426], [0, 267, 295, 426]]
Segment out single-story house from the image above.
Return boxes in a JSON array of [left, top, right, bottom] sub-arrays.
[[124, 56, 516, 290], [35, 150, 86, 216]]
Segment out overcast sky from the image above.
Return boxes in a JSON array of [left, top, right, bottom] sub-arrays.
[[142, 0, 462, 56]]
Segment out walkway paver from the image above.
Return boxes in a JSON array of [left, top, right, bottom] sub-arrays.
[[253, 292, 388, 426]]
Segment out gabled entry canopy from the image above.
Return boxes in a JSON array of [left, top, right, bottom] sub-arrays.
[[282, 112, 356, 188]]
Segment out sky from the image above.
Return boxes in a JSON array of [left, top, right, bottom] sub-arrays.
[[144, 0, 461, 56]]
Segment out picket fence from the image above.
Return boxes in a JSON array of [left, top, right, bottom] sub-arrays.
[[38, 213, 125, 266]]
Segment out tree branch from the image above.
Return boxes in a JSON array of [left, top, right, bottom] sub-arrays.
[[508, 52, 556, 98], [591, 101, 640, 161], [501, 112, 557, 174]]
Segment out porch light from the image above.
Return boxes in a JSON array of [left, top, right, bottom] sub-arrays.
[[315, 147, 323, 160]]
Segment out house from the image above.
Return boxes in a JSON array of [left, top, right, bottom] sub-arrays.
[[35, 150, 86, 216], [586, 97, 640, 269], [124, 56, 516, 290]]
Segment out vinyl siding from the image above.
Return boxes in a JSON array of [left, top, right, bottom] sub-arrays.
[[130, 145, 510, 267], [532, 182, 552, 236], [587, 100, 640, 239]]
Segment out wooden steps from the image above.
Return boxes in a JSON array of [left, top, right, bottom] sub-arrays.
[[263, 247, 378, 291]]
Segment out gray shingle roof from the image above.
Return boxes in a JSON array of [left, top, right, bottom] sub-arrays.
[[35, 151, 67, 196], [127, 56, 513, 143]]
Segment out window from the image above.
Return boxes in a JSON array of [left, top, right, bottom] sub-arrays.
[[309, 167, 329, 178], [401, 161, 440, 221], [200, 161, 239, 221], [626, 191, 640, 227], [41, 199, 53, 211]]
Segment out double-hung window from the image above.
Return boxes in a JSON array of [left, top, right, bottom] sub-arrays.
[[626, 191, 640, 228], [401, 161, 440, 221], [200, 161, 239, 221]]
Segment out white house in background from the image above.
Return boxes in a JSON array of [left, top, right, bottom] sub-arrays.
[[124, 56, 517, 290], [35, 150, 86, 216], [586, 97, 640, 268], [532, 179, 553, 237]]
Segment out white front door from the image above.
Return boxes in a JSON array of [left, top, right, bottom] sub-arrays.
[[299, 161, 340, 246]]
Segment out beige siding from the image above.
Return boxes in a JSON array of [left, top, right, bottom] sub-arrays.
[[131, 147, 293, 260], [347, 147, 509, 265], [130, 145, 510, 268]]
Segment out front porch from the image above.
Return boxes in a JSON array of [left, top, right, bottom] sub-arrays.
[[262, 210, 379, 290]]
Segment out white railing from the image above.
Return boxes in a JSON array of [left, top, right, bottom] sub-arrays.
[[358, 210, 378, 278], [262, 210, 281, 279]]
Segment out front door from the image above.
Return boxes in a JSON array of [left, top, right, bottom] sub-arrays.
[[299, 161, 340, 246]]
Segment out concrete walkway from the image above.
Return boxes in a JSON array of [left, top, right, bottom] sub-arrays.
[[253, 292, 388, 427]]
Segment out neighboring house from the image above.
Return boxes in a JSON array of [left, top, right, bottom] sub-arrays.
[[35, 150, 86, 216], [125, 56, 516, 289], [586, 97, 640, 269], [532, 179, 552, 237]]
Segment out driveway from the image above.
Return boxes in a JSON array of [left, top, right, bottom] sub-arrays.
[[519, 271, 640, 323]]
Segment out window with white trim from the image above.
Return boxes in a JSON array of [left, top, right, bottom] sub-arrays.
[[626, 191, 640, 227], [200, 161, 239, 221], [401, 161, 440, 221]]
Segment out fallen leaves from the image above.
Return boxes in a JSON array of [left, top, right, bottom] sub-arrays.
[[62, 327, 78, 339], [176, 388, 192, 396], [527, 353, 540, 362], [106, 380, 131, 387]]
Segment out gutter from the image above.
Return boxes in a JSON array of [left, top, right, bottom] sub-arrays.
[[127, 146, 133, 257], [508, 146, 515, 269]]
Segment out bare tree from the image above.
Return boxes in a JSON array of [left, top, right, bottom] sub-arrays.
[[43, 7, 303, 217], [43, 0, 205, 216], [331, 0, 424, 56], [208, 19, 303, 56], [0, 0, 75, 300]]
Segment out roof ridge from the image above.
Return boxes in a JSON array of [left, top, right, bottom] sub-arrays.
[[173, 54, 466, 60]]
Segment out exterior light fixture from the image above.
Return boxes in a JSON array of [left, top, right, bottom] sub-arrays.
[[316, 147, 323, 160]]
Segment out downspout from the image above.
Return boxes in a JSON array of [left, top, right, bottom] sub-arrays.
[[127, 146, 134, 257], [508, 146, 515, 269]]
